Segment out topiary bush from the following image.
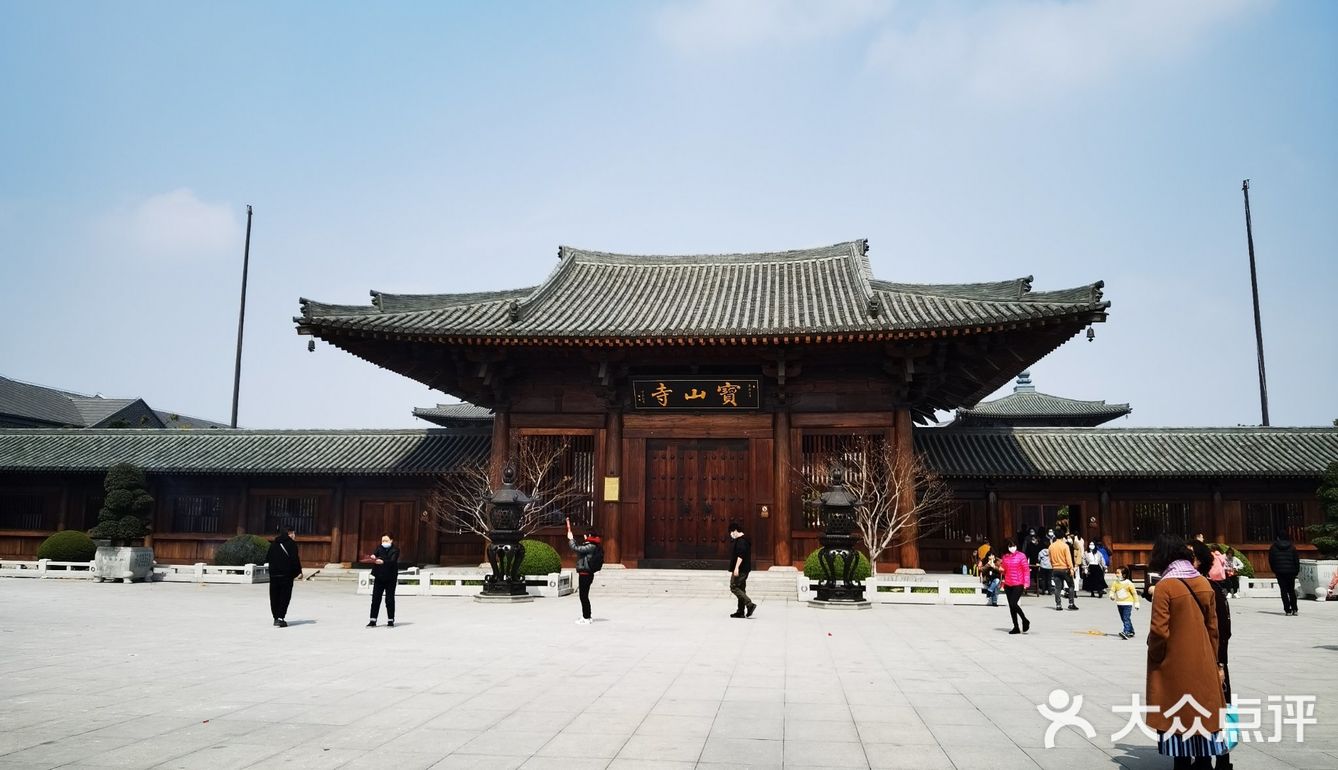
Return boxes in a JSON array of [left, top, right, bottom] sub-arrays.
[[802, 548, 872, 581], [88, 462, 154, 544], [519, 539, 562, 576], [214, 534, 271, 566], [37, 530, 97, 562], [1308, 461, 1338, 558]]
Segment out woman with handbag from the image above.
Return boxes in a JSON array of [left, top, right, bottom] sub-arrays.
[[1146, 534, 1228, 769]]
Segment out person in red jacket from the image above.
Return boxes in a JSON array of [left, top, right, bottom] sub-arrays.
[[1001, 539, 1032, 635]]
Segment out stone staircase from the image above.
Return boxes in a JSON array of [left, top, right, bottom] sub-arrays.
[[590, 567, 800, 600]]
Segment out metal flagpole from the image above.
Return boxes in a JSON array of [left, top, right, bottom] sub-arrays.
[[1241, 181, 1269, 426], [230, 205, 253, 429]]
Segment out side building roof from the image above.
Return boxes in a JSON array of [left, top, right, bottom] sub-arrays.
[[0, 429, 488, 476], [952, 371, 1131, 427], [916, 426, 1338, 480]]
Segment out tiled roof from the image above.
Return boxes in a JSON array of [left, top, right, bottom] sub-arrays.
[[916, 427, 1338, 479], [413, 403, 494, 427], [0, 429, 488, 476], [954, 372, 1130, 427], [0, 376, 84, 426], [0, 375, 225, 429], [297, 240, 1109, 345]]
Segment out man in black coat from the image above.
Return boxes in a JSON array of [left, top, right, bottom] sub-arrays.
[[728, 521, 756, 619], [1268, 531, 1301, 616], [266, 525, 303, 627], [368, 532, 400, 627]]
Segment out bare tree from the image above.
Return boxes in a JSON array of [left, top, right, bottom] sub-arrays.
[[422, 435, 592, 541], [799, 434, 955, 572]]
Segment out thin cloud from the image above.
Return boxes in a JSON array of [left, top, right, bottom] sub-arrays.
[[96, 188, 241, 260], [656, 0, 892, 55], [866, 0, 1265, 102]]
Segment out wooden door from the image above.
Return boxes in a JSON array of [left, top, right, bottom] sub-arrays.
[[645, 439, 748, 563], [358, 500, 416, 564]]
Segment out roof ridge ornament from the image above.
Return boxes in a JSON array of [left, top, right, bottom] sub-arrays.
[[867, 295, 882, 318], [1020, 276, 1034, 298], [507, 300, 520, 323]]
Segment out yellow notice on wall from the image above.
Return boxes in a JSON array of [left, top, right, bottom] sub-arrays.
[[603, 476, 620, 502]]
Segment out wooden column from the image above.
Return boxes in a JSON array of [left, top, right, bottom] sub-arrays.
[[329, 479, 345, 566], [894, 408, 919, 569], [773, 409, 792, 566], [489, 408, 511, 487], [1211, 487, 1224, 544], [603, 408, 623, 564], [986, 488, 999, 549]]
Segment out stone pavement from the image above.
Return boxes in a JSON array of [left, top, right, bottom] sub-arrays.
[[0, 579, 1333, 769]]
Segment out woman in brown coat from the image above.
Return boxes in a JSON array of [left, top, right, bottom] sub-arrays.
[[1146, 534, 1228, 769]]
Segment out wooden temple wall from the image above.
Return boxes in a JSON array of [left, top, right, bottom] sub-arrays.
[[0, 471, 1324, 574]]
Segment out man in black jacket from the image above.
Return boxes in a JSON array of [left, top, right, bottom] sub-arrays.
[[1268, 531, 1301, 616], [728, 521, 756, 619], [368, 532, 400, 627], [266, 525, 302, 627]]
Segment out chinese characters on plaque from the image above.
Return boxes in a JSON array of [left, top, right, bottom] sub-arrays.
[[631, 378, 761, 410]]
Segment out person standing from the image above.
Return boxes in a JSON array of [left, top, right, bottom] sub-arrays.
[[728, 521, 756, 618], [1048, 533, 1078, 611], [1037, 540, 1053, 601], [1146, 533, 1228, 768], [367, 532, 400, 628], [1109, 565, 1140, 639], [566, 517, 602, 625], [1001, 540, 1031, 634], [1268, 531, 1300, 615], [1190, 540, 1235, 770], [982, 554, 1002, 607], [1082, 542, 1108, 598], [266, 524, 302, 628]]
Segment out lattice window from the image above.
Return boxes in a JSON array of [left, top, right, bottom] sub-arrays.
[[923, 503, 970, 542], [516, 434, 596, 527], [797, 433, 884, 530], [1131, 502, 1190, 542], [0, 494, 44, 530], [171, 495, 223, 534], [263, 496, 321, 535], [1244, 502, 1306, 543]]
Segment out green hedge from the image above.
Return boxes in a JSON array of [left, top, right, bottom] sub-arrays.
[[802, 548, 871, 581], [37, 530, 97, 562], [214, 534, 270, 566], [519, 539, 562, 576]]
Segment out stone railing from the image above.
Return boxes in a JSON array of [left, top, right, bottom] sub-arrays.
[[797, 572, 988, 605], [0, 558, 98, 579], [154, 563, 270, 584], [356, 568, 575, 598]]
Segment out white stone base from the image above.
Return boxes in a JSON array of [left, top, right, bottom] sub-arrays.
[[1299, 559, 1338, 600], [474, 593, 535, 604], [807, 599, 872, 610]]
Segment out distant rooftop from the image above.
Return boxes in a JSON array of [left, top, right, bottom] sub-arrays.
[[413, 403, 494, 429], [0, 375, 230, 430], [952, 371, 1131, 428]]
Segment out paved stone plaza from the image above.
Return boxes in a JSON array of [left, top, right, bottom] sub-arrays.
[[0, 579, 1333, 769]]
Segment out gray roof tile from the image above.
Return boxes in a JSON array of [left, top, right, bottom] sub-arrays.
[[916, 426, 1338, 479], [297, 240, 1109, 344], [0, 429, 488, 475]]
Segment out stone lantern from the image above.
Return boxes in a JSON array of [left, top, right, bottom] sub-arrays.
[[478, 463, 532, 601], [814, 465, 868, 604]]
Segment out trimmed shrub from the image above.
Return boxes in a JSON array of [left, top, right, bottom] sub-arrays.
[[36, 530, 97, 562], [519, 539, 562, 576], [214, 534, 271, 566], [88, 462, 153, 544], [802, 548, 872, 581], [1308, 461, 1338, 558]]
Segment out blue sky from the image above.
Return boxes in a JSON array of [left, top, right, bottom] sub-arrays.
[[1, 0, 1334, 429]]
